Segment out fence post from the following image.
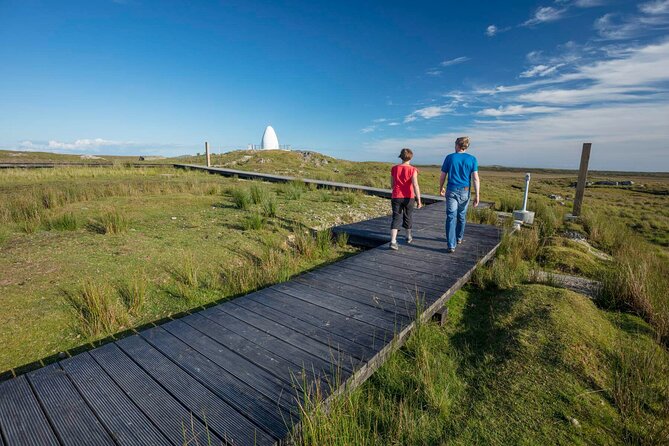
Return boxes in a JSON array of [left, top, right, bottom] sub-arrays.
[[205, 142, 211, 167], [572, 143, 592, 217]]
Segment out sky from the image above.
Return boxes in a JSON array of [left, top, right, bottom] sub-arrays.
[[1, 0, 668, 170]]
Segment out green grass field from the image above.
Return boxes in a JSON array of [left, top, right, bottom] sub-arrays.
[[2, 150, 668, 445], [0, 165, 388, 371]]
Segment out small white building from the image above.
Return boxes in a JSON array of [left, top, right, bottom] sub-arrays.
[[261, 125, 279, 150]]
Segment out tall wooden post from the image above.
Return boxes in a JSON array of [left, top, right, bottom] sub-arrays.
[[205, 141, 211, 167], [572, 143, 592, 217]]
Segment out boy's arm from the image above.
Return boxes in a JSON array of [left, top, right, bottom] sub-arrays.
[[439, 171, 447, 196], [472, 171, 480, 207], [412, 170, 423, 208], [390, 174, 394, 190]]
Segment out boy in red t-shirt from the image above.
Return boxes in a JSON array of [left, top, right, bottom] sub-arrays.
[[390, 148, 423, 250]]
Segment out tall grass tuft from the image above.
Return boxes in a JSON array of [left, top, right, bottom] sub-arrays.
[[117, 275, 147, 316], [612, 340, 669, 444], [44, 212, 79, 231], [242, 213, 266, 230], [467, 207, 498, 225], [87, 210, 129, 234], [341, 192, 357, 205], [473, 227, 538, 290], [263, 196, 278, 217], [279, 181, 305, 200], [65, 281, 128, 336], [316, 229, 332, 255], [599, 241, 669, 346], [230, 189, 251, 210], [249, 183, 264, 204]]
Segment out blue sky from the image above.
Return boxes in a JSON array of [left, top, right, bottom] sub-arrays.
[[1, 0, 668, 170]]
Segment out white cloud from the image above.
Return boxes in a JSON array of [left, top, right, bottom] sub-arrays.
[[523, 6, 567, 26], [46, 138, 121, 151], [478, 105, 562, 116], [440, 56, 470, 67], [520, 64, 564, 78], [573, 0, 607, 7], [426, 69, 442, 76], [361, 126, 376, 133], [373, 118, 387, 123], [13, 138, 190, 156], [486, 25, 498, 36], [639, 0, 669, 15], [404, 105, 454, 123], [387, 122, 400, 126], [369, 102, 669, 170], [595, 9, 669, 40]]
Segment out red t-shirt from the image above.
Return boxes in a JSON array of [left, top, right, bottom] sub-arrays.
[[391, 164, 418, 198]]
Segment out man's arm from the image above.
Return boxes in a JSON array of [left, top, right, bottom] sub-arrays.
[[472, 171, 480, 207], [412, 170, 423, 208], [439, 171, 447, 196]]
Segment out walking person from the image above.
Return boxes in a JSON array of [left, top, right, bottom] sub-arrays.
[[390, 148, 423, 251], [439, 137, 480, 253]]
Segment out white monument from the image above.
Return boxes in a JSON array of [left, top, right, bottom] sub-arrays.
[[261, 125, 279, 150]]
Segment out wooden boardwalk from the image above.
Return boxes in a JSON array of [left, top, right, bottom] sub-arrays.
[[174, 164, 497, 207], [0, 202, 501, 446]]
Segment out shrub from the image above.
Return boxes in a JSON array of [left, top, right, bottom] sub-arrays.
[[65, 281, 127, 336], [250, 183, 264, 204], [231, 189, 251, 210], [263, 196, 278, 217], [279, 181, 305, 200], [44, 212, 79, 231], [242, 213, 266, 230], [316, 230, 332, 255], [87, 210, 129, 234]]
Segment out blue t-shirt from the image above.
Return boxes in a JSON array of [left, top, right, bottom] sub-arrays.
[[441, 152, 478, 189]]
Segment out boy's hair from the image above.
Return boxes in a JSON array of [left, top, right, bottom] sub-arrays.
[[399, 148, 413, 161], [455, 136, 470, 150]]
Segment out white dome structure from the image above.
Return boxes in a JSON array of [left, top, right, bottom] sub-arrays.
[[261, 125, 279, 150]]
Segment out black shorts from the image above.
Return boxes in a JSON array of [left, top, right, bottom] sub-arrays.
[[391, 198, 415, 230]]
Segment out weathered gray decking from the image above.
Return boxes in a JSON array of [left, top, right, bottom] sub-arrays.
[[0, 202, 501, 446]]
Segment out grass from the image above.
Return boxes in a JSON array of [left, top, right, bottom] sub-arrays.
[[44, 212, 80, 231], [241, 213, 266, 230], [292, 285, 669, 445], [86, 210, 129, 234], [230, 188, 251, 210], [0, 165, 388, 370], [64, 281, 128, 337]]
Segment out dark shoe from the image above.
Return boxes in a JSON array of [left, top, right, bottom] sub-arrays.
[[390, 241, 399, 251], [457, 239, 463, 245], [446, 247, 455, 253]]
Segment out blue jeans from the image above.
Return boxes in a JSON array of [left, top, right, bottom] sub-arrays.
[[445, 188, 470, 248]]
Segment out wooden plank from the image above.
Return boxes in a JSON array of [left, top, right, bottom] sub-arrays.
[[137, 326, 292, 438], [161, 319, 300, 413], [0, 376, 60, 446], [271, 281, 408, 331], [300, 268, 440, 305], [181, 312, 321, 388], [235, 291, 377, 361], [116, 335, 275, 446], [218, 303, 359, 373], [27, 363, 115, 446], [61, 353, 171, 446], [89, 342, 216, 445], [246, 288, 392, 350], [292, 272, 417, 318], [199, 306, 339, 381]]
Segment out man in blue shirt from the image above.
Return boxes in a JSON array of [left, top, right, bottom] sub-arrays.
[[439, 136, 480, 252]]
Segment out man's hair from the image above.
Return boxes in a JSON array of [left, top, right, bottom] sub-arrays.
[[399, 148, 413, 161], [455, 136, 470, 150]]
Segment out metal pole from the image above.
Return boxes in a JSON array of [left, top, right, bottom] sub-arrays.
[[522, 173, 531, 212]]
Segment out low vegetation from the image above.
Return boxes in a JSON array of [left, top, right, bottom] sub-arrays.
[[0, 166, 388, 370]]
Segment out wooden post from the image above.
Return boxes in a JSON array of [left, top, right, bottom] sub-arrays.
[[572, 143, 591, 217], [205, 142, 211, 167]]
